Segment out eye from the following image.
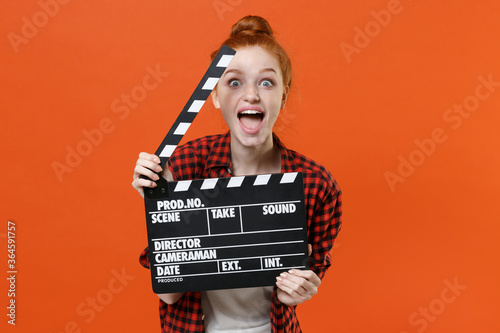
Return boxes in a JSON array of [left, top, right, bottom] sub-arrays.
[[260, 79, 274, 87], [228, 79, 241, 87]]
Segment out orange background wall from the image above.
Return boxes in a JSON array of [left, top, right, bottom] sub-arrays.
[[1, 0, 499, 332]]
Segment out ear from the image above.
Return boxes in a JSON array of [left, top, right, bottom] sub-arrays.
[[211, 88, 221, 109], [281, 86, 289, 109]]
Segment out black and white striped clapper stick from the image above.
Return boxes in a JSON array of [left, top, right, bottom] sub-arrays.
[[144, 45, 236, 199]]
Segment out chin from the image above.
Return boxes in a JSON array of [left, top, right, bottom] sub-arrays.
[[233, 130, 270, 148]]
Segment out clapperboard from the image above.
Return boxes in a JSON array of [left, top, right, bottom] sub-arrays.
[[143, 46, 308, 293]]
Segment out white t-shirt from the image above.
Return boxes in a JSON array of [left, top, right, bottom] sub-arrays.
[[201, 286, 274, 332]]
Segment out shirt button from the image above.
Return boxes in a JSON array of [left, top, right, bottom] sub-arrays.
[[227, 168, 232, 175]]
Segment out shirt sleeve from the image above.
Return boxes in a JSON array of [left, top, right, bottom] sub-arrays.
[[138, 144, 197, 269], [139, 246, 150, 269], [308, 177, 342, 280]]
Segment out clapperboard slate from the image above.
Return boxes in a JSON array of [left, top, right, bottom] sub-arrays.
[[142, 45, 307, 293], [145, 173, 308, 293]]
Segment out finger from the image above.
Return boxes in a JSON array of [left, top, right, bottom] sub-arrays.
[[131, 182, 144, 199], [134, 165, 160, 182], [288, 269, 321, 287], [131, 178, 145, 193], [132, 177, 157, 193], [276, 280, 301, 299], [278, 272, 319, 299], [277, 272, 315, 296], [276, 276, 310, 300], [137, 152, 162, 174], [276, 275, 301, 296], [308, 244, 312, 256], [133, 176, 157, 189], [139, 152, 161, 164], [136, 157, 163, 174]]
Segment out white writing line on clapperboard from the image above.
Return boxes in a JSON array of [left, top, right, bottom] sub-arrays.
[[155, 253, 305, 280], [154, 252, 305, 267], [156, 266, 306, 279], [153, 240, 304, 255], [151, 227, 304, 242], [150, 200, 302, 214], [150, 200, 301, 225]]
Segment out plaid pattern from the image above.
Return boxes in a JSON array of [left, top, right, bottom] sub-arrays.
[[139, 132, 342, 332]]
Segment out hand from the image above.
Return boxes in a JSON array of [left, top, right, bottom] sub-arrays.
[[131, 152, 163, 198], [276, 269, 321, 306], [275, 244, 321, 306]]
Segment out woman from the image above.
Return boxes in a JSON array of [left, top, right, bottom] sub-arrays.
[[132, 15, 342, 333]]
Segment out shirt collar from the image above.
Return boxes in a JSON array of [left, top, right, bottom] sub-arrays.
[[204, 131, 297, 175], [275, 133, 298, 173], [204, 132, 232, 174]]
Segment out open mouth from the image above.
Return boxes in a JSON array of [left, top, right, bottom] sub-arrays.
[[238, 110, 264, 132]]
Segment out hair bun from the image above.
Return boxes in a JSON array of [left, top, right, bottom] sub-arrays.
[[230, 15, 274, 38]]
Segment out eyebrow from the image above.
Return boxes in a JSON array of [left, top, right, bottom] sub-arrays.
[[223, 67, 278, 76], [260, 68, 277, 74], [223, 69, 242, 75]]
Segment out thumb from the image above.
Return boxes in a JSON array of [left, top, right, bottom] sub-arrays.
[[308, 244, 312, 256]]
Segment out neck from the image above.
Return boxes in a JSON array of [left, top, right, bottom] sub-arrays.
[[230, 134, 281, 176]]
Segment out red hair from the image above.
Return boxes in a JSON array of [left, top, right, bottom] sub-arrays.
[[211, 15, 292, 88]]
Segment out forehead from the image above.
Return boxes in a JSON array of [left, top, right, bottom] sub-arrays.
[[225, 46, 281, 75]]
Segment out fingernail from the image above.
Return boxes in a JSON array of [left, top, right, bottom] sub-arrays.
[[156, 166, 162, 172], [280, 272, 287, 278], [276, 277, 282, 282], [154, 174, 160, 180], [152, 182, 157, 187]]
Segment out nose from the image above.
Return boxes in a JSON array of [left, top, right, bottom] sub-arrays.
[[243, 84, 260, 103]]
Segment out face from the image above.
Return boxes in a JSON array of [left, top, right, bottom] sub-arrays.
[[212, 46, 289, 148]]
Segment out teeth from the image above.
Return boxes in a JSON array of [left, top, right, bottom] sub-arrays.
[[239, 110, 262, 115]]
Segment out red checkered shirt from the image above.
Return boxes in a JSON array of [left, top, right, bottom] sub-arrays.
[[139, 132, 342, 332]]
